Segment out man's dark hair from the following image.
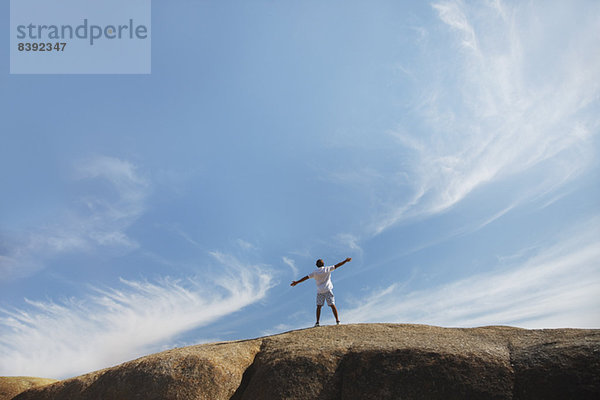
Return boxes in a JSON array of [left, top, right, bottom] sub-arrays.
[[316, 259, 324, 267]]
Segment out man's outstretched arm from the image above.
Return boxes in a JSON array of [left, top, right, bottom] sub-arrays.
[[334, 257, 352, 269], [291, 276, 309, 286]]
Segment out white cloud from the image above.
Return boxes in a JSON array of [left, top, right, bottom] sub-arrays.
[[75, 155, 148, 205], [344, 219, 600, 329], [160, 223, 201, 247], [282, 256, 299, 278], [432, 1, 478, 51], [372, 0, 600, 234], [0, 253, 273, 379], [237, 239, 257, 251], [0, 156, 149, 280], [335, 233, 363, 256]]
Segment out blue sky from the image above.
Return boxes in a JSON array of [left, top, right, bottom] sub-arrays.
[[1, 0, 599, 379]]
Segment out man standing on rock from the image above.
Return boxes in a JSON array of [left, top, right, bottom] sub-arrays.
[[290, 257, 352, 327]]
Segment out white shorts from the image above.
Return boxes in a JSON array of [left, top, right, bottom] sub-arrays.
[[316, 290, 335, 306]]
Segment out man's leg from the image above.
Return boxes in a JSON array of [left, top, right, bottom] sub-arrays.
[[316, 305, 322, 324], [330, 304, 340, 323]]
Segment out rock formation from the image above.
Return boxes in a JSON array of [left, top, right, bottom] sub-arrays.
[[8, 324, 600, 399], [0, 377, 57, 400]]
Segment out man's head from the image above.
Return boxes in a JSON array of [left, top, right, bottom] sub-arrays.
[[316, 259, 324, 268]]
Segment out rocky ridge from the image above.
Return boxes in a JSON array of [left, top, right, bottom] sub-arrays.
[[0, 377, 58, 400], [5, 324, 600, 399]]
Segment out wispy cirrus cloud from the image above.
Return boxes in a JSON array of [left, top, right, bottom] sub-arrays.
[[0, 252, 273, 379], [335, 233, 363, 257], [371, 0, 600, 234], [0, 156, 149, 280], [344, 218, 600, 328], [282, 256, 299, 278], [237, 238, 257, 251]]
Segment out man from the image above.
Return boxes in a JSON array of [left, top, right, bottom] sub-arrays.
[[290, 257, 352, 327]]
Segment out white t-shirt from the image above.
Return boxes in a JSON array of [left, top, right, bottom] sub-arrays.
[[308, 265, 335, 293]]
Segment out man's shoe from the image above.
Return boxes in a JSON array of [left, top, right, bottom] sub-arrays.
[[336, 320, 340, 325], [314, 322, 320, 327]]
